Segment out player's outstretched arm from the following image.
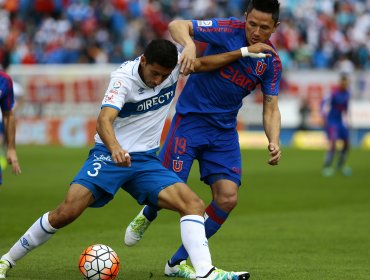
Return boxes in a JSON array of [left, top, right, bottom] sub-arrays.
[[262, 94, 281, 165], [192, 43, 275, 74]]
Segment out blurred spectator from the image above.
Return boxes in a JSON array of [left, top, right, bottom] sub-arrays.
[[0, 0, 369, 69], [298, 96, 311, 131]]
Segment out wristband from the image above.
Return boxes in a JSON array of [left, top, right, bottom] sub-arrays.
[[240, 47, 249, 57], [240, 47, 267, 58]]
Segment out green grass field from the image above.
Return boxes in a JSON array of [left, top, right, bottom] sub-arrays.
[[0, 146, 369, 280]]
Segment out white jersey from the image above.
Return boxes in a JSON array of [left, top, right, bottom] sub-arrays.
[[94, 56, 180, 153]]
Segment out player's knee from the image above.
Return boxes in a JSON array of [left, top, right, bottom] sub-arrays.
[[214, 194, 238, 212], [158, 183, 205, 216], [178, 195, 205, 216]]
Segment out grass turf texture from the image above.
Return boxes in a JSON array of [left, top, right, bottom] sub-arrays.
[[0, 146, 369, 279]]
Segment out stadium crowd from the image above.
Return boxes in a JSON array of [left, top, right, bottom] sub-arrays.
[[0, 0, 369, 70]]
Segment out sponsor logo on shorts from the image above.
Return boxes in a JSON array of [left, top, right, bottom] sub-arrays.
[[172, 159, 183, 172], [93, 153, 112, 165], [232, 167, 241, 175]]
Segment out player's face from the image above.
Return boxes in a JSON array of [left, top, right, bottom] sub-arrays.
[[139, 57, 174, 88], [245, 9, 279, 45], [340, 77, 349, 90]]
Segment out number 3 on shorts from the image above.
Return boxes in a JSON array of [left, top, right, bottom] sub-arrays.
[[87, 162, 102, 177]]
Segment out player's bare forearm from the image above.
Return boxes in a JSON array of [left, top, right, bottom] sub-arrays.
[[168, 20, 196, 74], [263, 94, 281, 165], [2, 111, 16, 150], [96, 119, 119, 152], [193, 43, 276, 74], [2, 110, 21, 174], [96, 108, 131, 167], [247, 42, 278, 57], [194, 49, 243, 72]]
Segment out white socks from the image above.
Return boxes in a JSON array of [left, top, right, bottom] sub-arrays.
[[180, 215, 213, 277], [2, 212, 213, 277], [2, 212, 57, 265]]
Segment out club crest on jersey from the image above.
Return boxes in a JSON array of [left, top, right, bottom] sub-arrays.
[[197, 20, 212, 27], [255, 61, 267, 76], [172, 159, 183, 172]]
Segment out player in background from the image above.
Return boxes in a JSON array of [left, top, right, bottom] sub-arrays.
[[0, 51, 22, 185], [125, 0, 282, 278], [0, 39, 275, 279], [321, 74, 352, 177]]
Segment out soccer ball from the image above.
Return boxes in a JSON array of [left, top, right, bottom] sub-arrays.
[[78, 244, 120, 280]]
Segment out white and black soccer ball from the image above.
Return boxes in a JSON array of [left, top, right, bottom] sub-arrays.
[[78, 244, 120, 280]]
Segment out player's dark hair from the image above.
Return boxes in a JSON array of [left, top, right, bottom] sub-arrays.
[[340, 73, 349, 82], [0, 49, 10, 71], [143, 39, 178, 69], [246, 0, 280, 23]]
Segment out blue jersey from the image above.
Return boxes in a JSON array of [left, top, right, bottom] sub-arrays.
[[0, 71, 15, 184], [0, 71, 15, 113], [176, 18, 282, 129], [327, 88, 350, 124]]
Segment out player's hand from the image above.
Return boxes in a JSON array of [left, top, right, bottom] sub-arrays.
[[111, 148, 131, 167], [179, 44, 196, 76], [267, 143, 281, 166], [7, 149, 21, 175], [247, 43, 278, 57]]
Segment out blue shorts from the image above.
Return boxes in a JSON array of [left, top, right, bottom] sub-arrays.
[[72, 144, 183, 208], [326, 122, 349, 141], [159, 113, 242, 186]]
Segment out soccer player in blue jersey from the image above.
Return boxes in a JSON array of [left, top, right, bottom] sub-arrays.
[[321, 74, 352, 177], [0, 68, 22, 184], [125, 0, 282, 277], [0, 39, 275, 279]]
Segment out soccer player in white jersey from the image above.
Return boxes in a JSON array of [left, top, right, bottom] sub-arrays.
[[0, 39, 275, 279]]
